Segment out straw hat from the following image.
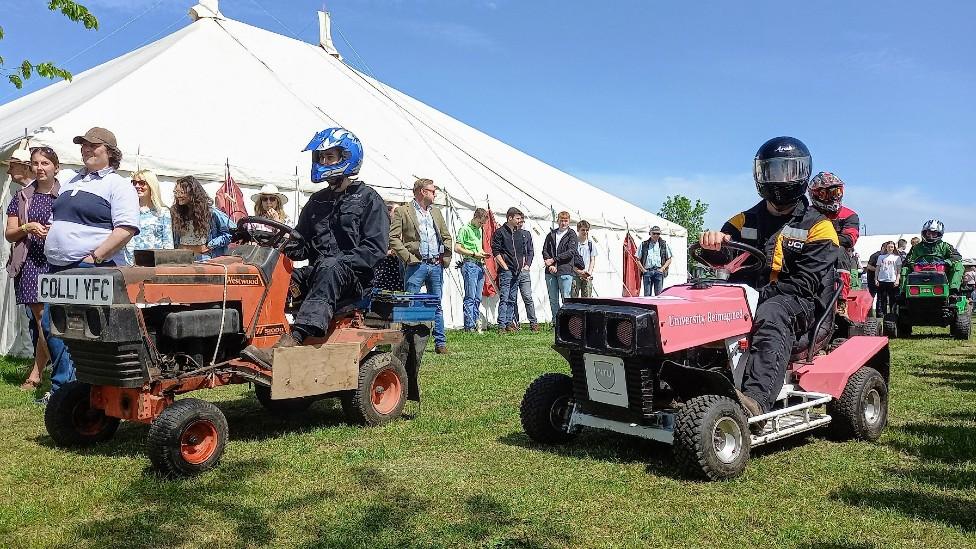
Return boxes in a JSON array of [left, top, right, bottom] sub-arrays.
[[251, 184, 288, 205], [1, 147, 31, 167]]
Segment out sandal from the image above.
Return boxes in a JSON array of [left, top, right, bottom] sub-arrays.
[[20, 379, 40, 392]]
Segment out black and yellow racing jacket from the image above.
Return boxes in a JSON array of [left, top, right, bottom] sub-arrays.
[[714, 197, 839, 302]]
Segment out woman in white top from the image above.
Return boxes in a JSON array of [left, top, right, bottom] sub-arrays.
[[875, 241, 902, 316]]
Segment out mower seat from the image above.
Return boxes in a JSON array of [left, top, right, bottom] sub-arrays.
[[789, 269, 840, 362]]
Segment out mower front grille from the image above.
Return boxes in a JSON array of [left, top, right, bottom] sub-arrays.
[[567, 353, 657, 424], [70, 340, 148, 388]]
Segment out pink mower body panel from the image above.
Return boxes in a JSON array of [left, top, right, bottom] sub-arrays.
[[611, 285, 754, 353], [793, 336, 889, 398], [845, 289, 875, 324]]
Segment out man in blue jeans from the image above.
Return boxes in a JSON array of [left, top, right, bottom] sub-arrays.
[[454, 208, 490, 331], [542, 211, 578, 321], [491, 207, 535, 332], [636, 225, 672, 296], [390, 178, 454, 353]]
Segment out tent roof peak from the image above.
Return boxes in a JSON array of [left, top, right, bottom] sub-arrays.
[[318, 11, 342, 60], [189, 0, 225, 22]]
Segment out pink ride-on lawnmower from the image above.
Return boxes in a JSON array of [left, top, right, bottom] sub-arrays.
[[520, 240, 890, 480]]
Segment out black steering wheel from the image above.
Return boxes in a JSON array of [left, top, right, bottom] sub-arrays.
[[689, 240, 767, 275], [235, 216, 304, 251]]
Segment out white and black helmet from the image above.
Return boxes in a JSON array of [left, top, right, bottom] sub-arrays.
[[921, 219, 944, 243]]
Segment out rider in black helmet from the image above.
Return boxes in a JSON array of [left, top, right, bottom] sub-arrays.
[[700, 136, 839, 419]]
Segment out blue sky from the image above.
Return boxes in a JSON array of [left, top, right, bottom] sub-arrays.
[[2, 0, 974, 234]]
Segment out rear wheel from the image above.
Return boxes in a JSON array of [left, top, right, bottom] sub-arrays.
[[883, 313, 899, 338], [673, 395, 751, 481], [862, 317, 881, 337], [45, 381, 120, 446], [254, 384, 316, 415], [341, 352, 407, 426], [827, 367, 888, 441], [951, 310, 971, 340], [520, 373, 580, 444], [147, 398, 228, 477]]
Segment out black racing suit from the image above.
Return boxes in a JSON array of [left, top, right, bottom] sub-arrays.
[[705, 197, 839, 412], [287, 180, 389, 336]]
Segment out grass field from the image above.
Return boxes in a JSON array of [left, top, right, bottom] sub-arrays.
[[1, 327, 975, 548]]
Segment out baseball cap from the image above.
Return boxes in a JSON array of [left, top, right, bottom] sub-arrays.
[[650, 225, 662, 234], [73, 127, 117, 148]]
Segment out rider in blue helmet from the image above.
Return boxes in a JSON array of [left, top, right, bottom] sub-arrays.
[[242, 127, 389, 368]]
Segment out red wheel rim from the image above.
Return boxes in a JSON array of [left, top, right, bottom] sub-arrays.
[[72, 400, 107, 437], [180, 420, 219, 464], [371, 369, 403, 415]]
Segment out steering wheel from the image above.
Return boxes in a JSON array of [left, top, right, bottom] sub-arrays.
[[235, 216, 304, 251], [689, 240, 767, 276]]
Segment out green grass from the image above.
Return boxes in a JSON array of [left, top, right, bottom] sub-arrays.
[[1, 328, 975, 548]]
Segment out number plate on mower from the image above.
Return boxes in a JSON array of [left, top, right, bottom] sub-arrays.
[[38, 274, 114, 305], [583, 353, 629, 408]]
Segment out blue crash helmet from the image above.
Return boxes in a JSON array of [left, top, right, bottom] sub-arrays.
[[303, 127, 363, 184]]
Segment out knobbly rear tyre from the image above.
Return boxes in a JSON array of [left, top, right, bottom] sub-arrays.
[[45, 381, 120, 446], [827, 366, 888, 441], [862, 317, 881, 337], [520, 373, 580, 444], [341, 352, 407, 426], [951, 310, 971, 340], [883, 313, 899, 338], [673, 395, 751, 481], [254, 384, 316, 415], [147, 398, 228, 478]]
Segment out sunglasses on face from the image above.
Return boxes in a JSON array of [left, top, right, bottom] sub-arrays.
[[131, 180, 147, 187]]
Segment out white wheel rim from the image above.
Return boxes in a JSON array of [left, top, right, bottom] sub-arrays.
[[863, 389, 882, 425], [713, 417, 742, 464]]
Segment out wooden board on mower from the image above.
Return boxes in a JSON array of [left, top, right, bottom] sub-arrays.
[[270, 341, 361, 399]]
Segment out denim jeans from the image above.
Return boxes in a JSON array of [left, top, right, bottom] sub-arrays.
[[404, 262, 446, 348], [497, 269, 520, 328], [545, 273, 574, 321], [460, 260, 485, 330], [517, 270, 537, 326], [642, 270, 665, 296], [45, 260, 115, 394]]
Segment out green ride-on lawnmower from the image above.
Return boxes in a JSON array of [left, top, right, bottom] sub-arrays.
[[885, 255, 971, 340]]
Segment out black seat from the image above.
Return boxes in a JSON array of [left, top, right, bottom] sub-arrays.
[[789, 269, 841, 362]]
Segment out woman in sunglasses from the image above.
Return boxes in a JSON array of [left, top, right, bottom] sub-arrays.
[[124, 169, 173, 264], [4, 146, 60, 390]]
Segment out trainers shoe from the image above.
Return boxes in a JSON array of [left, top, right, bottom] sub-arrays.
[[35, 391, 51, 406], [241, 333, 300, 370], [530, 324, 540, 332], [435, 346, 449, 355]]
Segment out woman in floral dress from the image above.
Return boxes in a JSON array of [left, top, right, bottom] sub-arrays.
[[124, 169, 173, 264]]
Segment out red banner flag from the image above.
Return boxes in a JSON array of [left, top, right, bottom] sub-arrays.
[[216, 160, 248, 223], [482, 208, 500, 297], [622, 232, 641, 297]]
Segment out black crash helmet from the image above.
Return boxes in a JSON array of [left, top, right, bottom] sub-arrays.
[[753, 136, 812, 207]]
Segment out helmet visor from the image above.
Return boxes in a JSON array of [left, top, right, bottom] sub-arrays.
[[313, 147, 347, 167], [754, 156, 811, 184]]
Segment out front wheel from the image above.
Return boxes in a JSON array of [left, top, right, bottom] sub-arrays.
[[673, 395, 751, 481], [520, 373, 580, 444], [45, 381, 120, 446], [341, 352, 407, 426], [862, 317, 881, 337], [827, 366, 888, 441], [883, 313, 899, 338], [147, 398, 229, 477]]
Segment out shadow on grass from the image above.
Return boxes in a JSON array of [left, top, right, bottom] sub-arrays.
[[295, 465, 572, 548], [831, 486, 976, 532], [910, 359, 976, 392], [885, 421, 976, 462]]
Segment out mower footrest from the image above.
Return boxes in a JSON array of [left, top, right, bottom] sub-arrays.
[[567, 405, 674, 444], [750, 390, 832, 447]]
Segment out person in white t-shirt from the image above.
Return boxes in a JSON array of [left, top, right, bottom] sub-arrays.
[[875, 241, 902, 316], [572, 220, 598, 297]]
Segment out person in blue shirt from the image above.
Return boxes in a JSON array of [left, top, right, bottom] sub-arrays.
[[170, 175, 234, 260]]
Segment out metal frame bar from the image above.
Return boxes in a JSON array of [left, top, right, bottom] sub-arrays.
[[567, 404, 674, 444]]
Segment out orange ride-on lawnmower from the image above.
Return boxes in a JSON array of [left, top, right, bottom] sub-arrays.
[[520, 240, 890, 481], [38, 217, 430, 477]]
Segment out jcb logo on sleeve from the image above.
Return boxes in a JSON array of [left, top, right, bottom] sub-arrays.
[[786, 239, 804, 250]]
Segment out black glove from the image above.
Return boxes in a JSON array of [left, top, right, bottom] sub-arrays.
[[283, 238, 308, 261]]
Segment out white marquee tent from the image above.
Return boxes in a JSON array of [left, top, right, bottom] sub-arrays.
[[0, 0, 685, 356]]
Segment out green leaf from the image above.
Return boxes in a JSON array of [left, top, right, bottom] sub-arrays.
[[20, 60, 32, 79], [8, 74, 23, 89]]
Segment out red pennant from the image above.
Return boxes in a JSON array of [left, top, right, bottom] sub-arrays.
[[482, 208, 500, 297], [216, 162, 248, 223], [622, 232, 641, 297]]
